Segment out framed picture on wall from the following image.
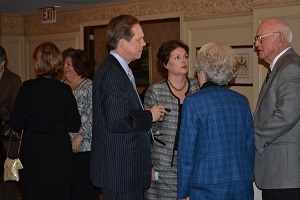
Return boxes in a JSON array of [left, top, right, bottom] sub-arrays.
[[229, 45, 253, 86], [129, 43, 153, 88]]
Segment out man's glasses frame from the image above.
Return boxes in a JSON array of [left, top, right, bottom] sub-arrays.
[[254, 32, 281, 43]]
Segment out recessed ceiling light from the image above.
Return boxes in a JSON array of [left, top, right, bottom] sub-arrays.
[[39, 5, 60, 10]]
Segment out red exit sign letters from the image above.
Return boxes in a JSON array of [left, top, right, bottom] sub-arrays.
[[42, 8, 56, 24]]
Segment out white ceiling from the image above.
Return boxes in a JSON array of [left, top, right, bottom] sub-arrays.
[[0, 0, 125, 16]]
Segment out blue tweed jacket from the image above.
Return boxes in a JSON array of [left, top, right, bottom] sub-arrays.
[[177, 84, 254, 198]]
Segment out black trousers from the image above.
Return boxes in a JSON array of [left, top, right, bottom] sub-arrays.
[[71, 151, 99, 200], [24, 184, 71, 200], [262, 188, 300, 200], [103, 188, 143, 200]]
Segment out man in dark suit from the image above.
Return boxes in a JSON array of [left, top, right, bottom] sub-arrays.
[[90, 15, 165, 200], [253, 18, 300, 200]]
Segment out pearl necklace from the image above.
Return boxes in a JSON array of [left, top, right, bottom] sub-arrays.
[[167, 78, 187, 91]]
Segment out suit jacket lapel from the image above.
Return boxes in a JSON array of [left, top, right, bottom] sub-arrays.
[[254, 48, 295, 117], [109, 55, 143, 108]]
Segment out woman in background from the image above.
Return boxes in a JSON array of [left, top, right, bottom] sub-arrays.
[[143, 40, 199, 199], [0, 45, 22, 134], [11, 42, 81, 200], [177, 42, 254, 200], [62, 48, 99, 200]]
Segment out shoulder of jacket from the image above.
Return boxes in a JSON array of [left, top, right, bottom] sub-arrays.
[[149, 79, 167, 88]]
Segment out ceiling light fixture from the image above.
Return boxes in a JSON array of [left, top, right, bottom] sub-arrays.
[[39, 5, 60, 10]]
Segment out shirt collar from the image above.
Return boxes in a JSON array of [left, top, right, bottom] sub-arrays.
[[110, 51, 131, 74], [270, 47, 291, 71]]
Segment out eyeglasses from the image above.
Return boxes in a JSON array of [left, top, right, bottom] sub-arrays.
[[254, 32, 281, 43]]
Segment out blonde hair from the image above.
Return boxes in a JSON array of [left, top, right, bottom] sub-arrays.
[[196, 42, 238, 85], [33, 42, 63, 78]]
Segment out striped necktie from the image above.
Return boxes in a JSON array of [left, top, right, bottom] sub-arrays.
[[128, 68, 137, 89], [127, 68, 143, 107], [265, 68, 271, 83]]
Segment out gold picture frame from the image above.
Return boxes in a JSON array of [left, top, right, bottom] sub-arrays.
[[229, 45, 253, 86]]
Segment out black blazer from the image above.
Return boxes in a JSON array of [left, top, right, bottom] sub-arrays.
[[91, 54, 153, 192]]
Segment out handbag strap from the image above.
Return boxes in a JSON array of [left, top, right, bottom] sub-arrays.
[[6, 129, 24, 158]]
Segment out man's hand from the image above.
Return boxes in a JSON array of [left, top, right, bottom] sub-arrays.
[[149, 106, 166, 122]]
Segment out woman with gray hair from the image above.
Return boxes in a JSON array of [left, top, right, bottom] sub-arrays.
[[195, 42, 238, 86], [177, 42, 255, 200]]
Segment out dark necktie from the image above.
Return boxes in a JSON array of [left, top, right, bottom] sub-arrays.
[[265, 68, 271, 83]]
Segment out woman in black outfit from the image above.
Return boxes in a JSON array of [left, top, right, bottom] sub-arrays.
[[11, 42, 81, 200]]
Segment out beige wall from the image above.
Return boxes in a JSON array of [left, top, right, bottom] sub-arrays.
[[183, 15, 254, 111], [1, 33, 80, 80], [1, 36, 25, 80], [24, 32, 80, 79]]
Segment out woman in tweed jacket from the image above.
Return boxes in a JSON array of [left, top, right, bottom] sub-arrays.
[[143, 40, 199, 199], [62, 48, 99, 200]]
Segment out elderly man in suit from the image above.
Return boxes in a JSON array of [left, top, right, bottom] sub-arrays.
[[90, 15, 165, 200], [253, 18, 300, 199], [177, 42, 254, 200]]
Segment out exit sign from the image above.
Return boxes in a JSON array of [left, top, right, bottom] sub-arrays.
[[42, 8, 56, 24]]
